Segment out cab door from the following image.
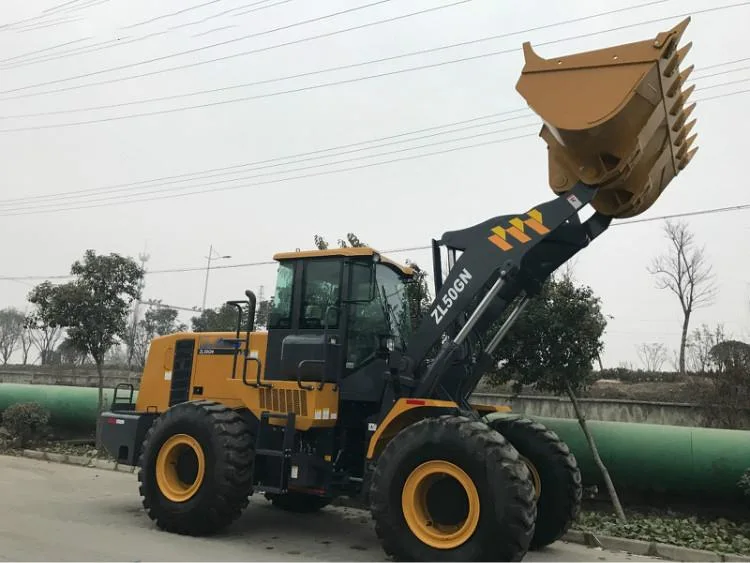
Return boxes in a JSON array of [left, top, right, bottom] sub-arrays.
[[265, 258, 344, 384]]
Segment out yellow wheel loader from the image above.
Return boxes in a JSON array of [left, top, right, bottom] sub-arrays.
[[99, 19, 697, 561]]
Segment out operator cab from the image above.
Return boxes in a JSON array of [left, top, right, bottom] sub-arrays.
[[263, 247, 415, 402]]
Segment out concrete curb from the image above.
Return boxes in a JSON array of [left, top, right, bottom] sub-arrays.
[[20, 449, 135, 473], [562, 529, 750, 562], [11, 450, 750, 562]]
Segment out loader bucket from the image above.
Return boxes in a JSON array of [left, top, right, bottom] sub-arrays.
[[516, 18, 698, 218]]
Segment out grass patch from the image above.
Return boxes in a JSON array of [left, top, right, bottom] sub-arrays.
[[574, 509, 750, 556]]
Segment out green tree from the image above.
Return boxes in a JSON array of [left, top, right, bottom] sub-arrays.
[[255, 299, 272, 329], [488, 275, 626, 521], [131, 305, 187, 368], [58, 338, 88, 367], [25, 282, 64, 365], [28, 250, 144, 411], [702, 340, 750, 429], [142, 307, 187, 337], [191, 302, 246, 332], [404, 259, 431, 329], [0, 307, 25, 365]]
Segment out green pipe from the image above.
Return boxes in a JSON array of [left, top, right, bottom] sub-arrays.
[[2, 384, 748, 499], [532, 416, 750, 499], [0, 383, 138, 430]]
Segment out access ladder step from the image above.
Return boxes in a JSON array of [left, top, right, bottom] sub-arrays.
[[256, 448, 286, 458]]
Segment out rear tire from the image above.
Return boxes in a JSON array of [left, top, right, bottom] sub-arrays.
[[369, 415, 536, 561], [484, 414, 582, 549], [266, 491, 332, 513], [137, 400, 254, 535]]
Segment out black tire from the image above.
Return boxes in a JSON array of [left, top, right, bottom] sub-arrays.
[[484, 414, 582, 549], [369, 414, 536, 561], [266, 491, 332, 513], [137, 400, 254, 536]]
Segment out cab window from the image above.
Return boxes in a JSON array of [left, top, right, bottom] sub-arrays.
[[300, 259, 341, 329], [268, 262, 294, 329]]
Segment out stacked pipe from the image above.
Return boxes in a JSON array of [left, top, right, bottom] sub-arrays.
[[1, 384, 748, 500]]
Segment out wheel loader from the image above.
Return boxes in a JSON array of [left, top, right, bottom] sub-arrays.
[[99, 19, 697, 561]]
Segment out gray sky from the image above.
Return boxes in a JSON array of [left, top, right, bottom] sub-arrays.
[[0, 0, 748, 369]]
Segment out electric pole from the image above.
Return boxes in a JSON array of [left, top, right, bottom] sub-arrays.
[[127, 250, 150, 368]]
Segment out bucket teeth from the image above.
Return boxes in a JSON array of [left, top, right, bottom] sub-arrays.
[[672, 103, 696, 132], [669, 84, 695, 116], [664, 42, 693, 77], [676, 134, 697, 161], [675, 118, 697, 145], [667, 65, 694, 97], [678, 147, 698, 170], [514, 16, 698, 218]]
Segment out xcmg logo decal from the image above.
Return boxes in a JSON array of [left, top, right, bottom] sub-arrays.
[[488, 209, 549, 251]]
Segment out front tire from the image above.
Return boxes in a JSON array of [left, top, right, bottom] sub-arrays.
[[369, 415, 536, 561], [137, 400, 254, 535], [484, 414, 582, 549]]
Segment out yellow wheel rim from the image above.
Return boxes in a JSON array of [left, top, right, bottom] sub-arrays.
[[401, 460, 480, 550], [155, 434, 205, 503], [520, 455, 542, 501]]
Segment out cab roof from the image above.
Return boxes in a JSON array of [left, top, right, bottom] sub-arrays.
[[272, 247, 414, 277]]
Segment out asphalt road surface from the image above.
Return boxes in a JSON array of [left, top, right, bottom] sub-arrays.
[[0, 455, 663, 562]]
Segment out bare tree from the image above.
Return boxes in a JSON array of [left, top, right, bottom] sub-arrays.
[[25, 314, 63, 365], [637, 342, 667, 371], [18, 325, 33, 365], [648, 221, 716, 374], [687, 323, 726, 373], [0, 308, 25, 365]]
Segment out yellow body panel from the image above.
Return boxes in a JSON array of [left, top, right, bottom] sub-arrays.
[[470, 403, 512, 416], [366, 398, 459, 460], [136, 334, 181, 413], [136, 332, 339, 431]]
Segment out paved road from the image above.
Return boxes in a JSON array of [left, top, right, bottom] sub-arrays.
[[0, 455, 662, 561]]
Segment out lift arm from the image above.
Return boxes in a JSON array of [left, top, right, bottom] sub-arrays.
[[396, 182, 611, 404]]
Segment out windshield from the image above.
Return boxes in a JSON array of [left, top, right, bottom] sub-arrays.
[[374, 264, 412, 349], [346, 263, 412, 369]]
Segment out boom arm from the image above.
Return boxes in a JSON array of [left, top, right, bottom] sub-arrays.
[[400, 182, 611, 404]]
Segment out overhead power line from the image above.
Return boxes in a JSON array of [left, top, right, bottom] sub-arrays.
[[0, 0, 467, 74], [122, 0, 225, 29], [0, 128, 542, 217], [0, 111, 536, 208], [0, 0, 670, 100], [0, 80, 748, 212], [0, 82, 745, 218], [0, 0, 404, 97], [1, 50, 745, 122], [2, 121, 541, 211], [0, 2, 289, 70], [1, 47, 747, 208], [0, 2, 747, 134], [2, 203, 749, 283]]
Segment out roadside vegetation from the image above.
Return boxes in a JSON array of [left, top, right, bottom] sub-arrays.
[[574, 508, 750, 556]]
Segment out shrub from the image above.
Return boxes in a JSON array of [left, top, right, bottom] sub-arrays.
[[1, 402, 51, 447], [739, 469, 750, 500], [597, 367, 683, 384]]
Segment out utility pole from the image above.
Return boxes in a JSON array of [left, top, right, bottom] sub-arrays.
[[201, 244, 231, 311], [127, 250, 150, 368]]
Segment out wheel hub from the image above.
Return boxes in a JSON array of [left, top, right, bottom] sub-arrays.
[[401, 460, 480, 549], [155, 434, 206, 503]]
